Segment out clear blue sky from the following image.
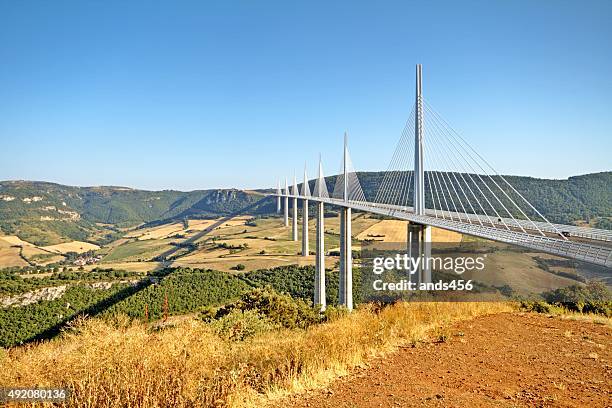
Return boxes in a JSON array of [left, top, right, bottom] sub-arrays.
[[1, 0, 610, 191]]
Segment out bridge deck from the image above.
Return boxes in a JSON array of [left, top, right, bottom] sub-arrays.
[[278, 194, 612, 268]]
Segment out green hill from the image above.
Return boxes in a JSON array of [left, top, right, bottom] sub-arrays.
[[0, 181, 272, 245], [0, 172, 610, 245], [310, 171, 611, 227]]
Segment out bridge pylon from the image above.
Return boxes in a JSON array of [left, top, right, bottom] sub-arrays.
[[283, 178, 289, 227], [292, 175, 298, 241], [410, 64, 431, 284], [302, 165, 310, 256], [276, 180, 282, 214], [314, 156, 327, 311], [339, 132, 353, 310]]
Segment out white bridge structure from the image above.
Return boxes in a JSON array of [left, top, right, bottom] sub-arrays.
[[274, 65, 612, 311]]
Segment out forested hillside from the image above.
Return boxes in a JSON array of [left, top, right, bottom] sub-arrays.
[[1, 172, 609, 245], [312, 171, 611, 226], [0, 181, 272, 245]]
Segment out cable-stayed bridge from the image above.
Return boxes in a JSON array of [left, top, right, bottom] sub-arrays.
[[274, 65, 612, 311]]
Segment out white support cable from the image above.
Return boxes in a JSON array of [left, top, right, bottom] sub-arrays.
[[423, 125, 473, 224], [402, 131, 416, 208], [389, 129, 414, 207], [424, 115, 487, 226], [424, 103, 512, 230], [346, 153, 366, 203], [397, 120, 416, 208], [425, 100, 561, 233], [424, 128, 467, 222], [423, 135, 463, 222], [424, 169, 439, 218], [380, 126, 411, 206], [429, 163, 454, 221], [432, 125, 480, 224], [424, 101, 557, 238], [434, 170, 454, 220], [426, 115, 497, 227], [381, 109, 415, 207], [425, 103, 529, 234], [375, 152, 402, 205], [392, 108, 416, 207], [426, 157, 446, 220], [374, 133, 407, 205]]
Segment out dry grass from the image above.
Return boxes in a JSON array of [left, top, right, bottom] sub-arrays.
[[0, 302, 512, 408], [0, 235, 35, 247], [41, 241, 100, 254], [357, 221, 462, 243], [462, 251, 578, 294], [0, 247, 28, 267]]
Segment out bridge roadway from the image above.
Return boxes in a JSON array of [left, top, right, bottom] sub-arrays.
[[279, 194, 612, 269]]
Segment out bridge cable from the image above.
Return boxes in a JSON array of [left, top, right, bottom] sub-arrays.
[[375, 107, 415, 207], [425, 102, 533, 235], [386, 109, 415, 208], [423, 100, 554, 237], [424, 112, 493, 227], [424, 103, 516, 231], [424, 127, 475, 225]]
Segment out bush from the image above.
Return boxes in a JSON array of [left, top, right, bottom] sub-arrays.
[[209, 309, 275, 341], [519, 300, 553, 314], [207, 288, 321, 330], [541, 281, 611, 316]]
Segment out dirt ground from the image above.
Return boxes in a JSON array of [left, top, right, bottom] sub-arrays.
[[276, 313, 610, 408]]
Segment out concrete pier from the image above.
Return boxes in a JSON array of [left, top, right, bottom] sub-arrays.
[[314, 201, 325, 310], [339, 207, 353, 310], [276, 181, 282, 214], [302, 199, 309, 256], [283, 179, 289, 227], [292, 196, 298, 241], [407, 222, 432, 284], [283, 196, 289, 227]]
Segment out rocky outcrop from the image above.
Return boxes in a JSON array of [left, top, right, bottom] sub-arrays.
[[1, 285, 67, 308]]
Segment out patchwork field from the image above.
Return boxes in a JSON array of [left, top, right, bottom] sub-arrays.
[[102, 239, 173, 263], [20, 246, 64, 265], [0, 213, 601, 297], [125, 217, 255, 241]]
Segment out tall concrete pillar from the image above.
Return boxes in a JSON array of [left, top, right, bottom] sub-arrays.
[[283, 196, 289, 226], [292, 197, 298, 241], [302, 199, 309, 256], [315, 201, 326, 310], [414, 64, 425, 216], [283, 178, 289, 227], [339, 207, 353, 310], [408, 222, 431, 285], [276, 181, 282, 214]]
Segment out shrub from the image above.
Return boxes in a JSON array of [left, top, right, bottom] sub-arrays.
[[210, 309, 276, 341], [541, 281, 611, 316], [208, 288, 321, 330], [519, 300, 553, 314]]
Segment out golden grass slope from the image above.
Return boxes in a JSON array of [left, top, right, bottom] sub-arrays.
[[125, 217, 253, 241], [41, 241, 100, 254], [357, 220, 462, 243], [0, 247, 28, 267], [0, 302, 512, 408], [0, 235, 35, 247]]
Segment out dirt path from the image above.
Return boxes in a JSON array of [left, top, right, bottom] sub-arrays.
[[276, 313, 611, 408]]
